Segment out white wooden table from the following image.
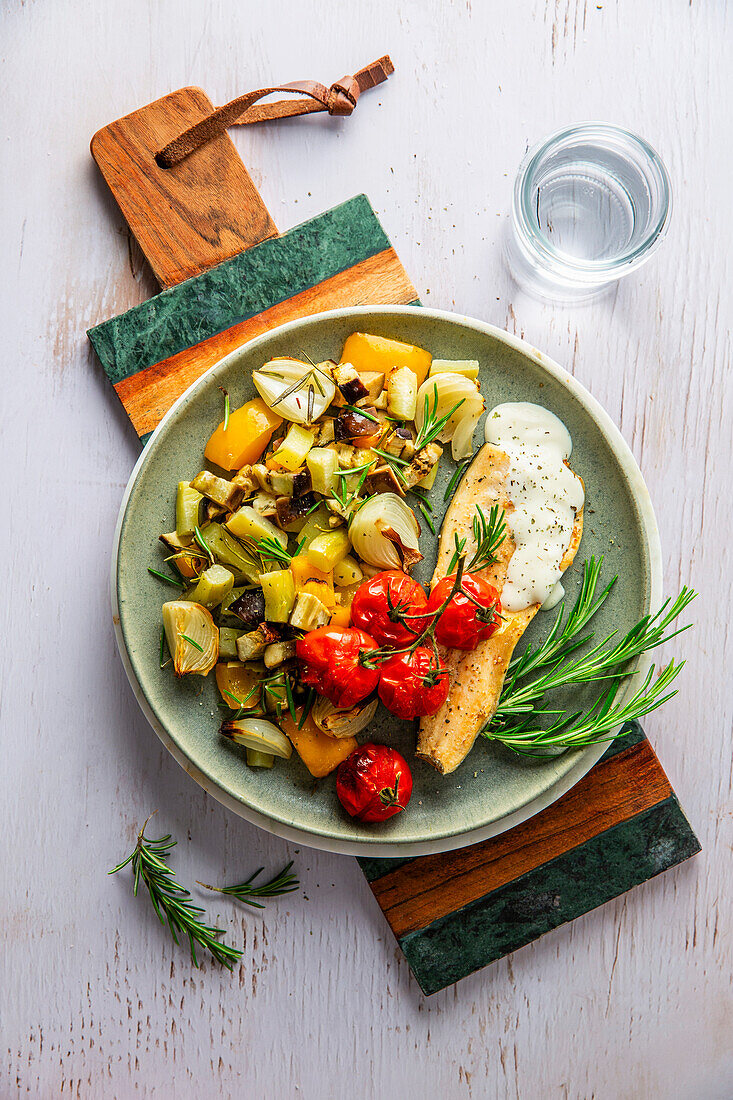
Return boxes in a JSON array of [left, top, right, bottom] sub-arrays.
[[3, 2, 731, 1096]]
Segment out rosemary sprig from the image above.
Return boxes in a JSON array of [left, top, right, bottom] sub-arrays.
[[447, 504, 507, 573], [198, 862, 299, 910], [414, 383, 465, 451], [109, 816, 243, 969], [484, 661, 684, 755], [505, 557, 614, 682], [493, 585, 696, 725], [482, 561, 696, 753], [181, 633, 204, 652], [148, 566, 185, 588]]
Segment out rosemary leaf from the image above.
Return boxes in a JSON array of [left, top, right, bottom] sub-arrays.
[[148, 566, 185, 588]]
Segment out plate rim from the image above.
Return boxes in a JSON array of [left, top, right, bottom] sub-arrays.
[[111, 305, 663, 857]]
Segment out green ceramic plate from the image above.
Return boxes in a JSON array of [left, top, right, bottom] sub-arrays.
[[113, 307, 662, 856]]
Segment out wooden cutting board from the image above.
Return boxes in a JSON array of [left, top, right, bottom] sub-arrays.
[[88, 87, 700, 996]]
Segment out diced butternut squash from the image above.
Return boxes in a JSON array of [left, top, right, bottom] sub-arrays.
[[280, 710, 357, 777], [215, 662, 261, 710], [205, 398, 283, 471], [290, 554, 335, 609], [329, 605, 352, 628], [340, 333, 432, 389]]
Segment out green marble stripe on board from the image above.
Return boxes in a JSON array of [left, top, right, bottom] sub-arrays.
[[398, 795, 701, 996], [88, 195, 392, 385], [357, 721, 647, 884]]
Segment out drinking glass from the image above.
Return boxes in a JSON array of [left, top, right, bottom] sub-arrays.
[[504, 123, 671, 302]]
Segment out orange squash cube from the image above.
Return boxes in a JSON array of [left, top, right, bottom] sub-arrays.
[[204, 398, 282, 471], [280, 710, 357, 777], [340, 333, 432, 389]]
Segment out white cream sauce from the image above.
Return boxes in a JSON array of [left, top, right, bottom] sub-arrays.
[[484, 402, 584, 612]]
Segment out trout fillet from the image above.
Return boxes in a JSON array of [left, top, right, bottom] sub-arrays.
[[416, 443, 583, 774]]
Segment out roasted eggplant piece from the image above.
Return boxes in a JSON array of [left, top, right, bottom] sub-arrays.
[[190, 470, 246, 511], [334, 363, 369, 404], [366, 464, 406, 496], [228, 588, 267, 629], [276, 491, 319, 530], [310, 418, 336, 446], [401, 441, 443, 489], [236, 624, 282, 662], [334, 409, 381, 443]]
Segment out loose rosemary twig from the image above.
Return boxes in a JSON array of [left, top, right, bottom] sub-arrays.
[[109, 815, 243, 969], [482, 558, 697, 754], [198, 862, 299, 910]]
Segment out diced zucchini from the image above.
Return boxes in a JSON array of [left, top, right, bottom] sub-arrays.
[[226, 506, 288, 548], [190, 470, 245, 510], [270, 424, 315, 472], [199, 523, 261, 584], [246, 748, 275, 768], [429, 359, 480, 380], [289, 592, 331, 631], [218, 627, 243, 660], [306, 447, 339, 495], [307, 528, 351, 572], [387, 366, 418, 420], [175, 482, 203, 540], [333, 555, 364, 587], [296, 504, 333, 551], [260, 569, 296, 622], [188, 564, 235, 609], [263, 640, 297, 668]]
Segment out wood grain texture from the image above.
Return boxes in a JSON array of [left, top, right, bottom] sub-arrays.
[[2, 1, 732, 1097], [114, 246, 417, 435], [369, 739, 674, 938], [92, 87, 278, 286]]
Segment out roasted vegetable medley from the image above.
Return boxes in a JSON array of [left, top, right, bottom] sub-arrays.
[[153, 332, 491, 817]]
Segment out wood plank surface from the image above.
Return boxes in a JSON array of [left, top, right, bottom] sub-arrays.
[[92, 87, 278, 286], [2, 3, 731, 1098], [114, 246, 416, 435], [369, 739, 673, 938]]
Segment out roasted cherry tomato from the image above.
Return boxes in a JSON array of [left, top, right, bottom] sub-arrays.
[[350, 570, 428, 647], [428, 572, 502, 650], [336, 743, 413, 822], [296, 627, 379, 708], [377, 646, 449, 719]]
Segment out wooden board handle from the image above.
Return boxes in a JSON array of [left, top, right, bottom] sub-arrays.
[[91, 86, 278, 288]]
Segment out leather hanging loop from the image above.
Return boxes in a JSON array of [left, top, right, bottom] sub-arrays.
[[156, 55, 394, 169]]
